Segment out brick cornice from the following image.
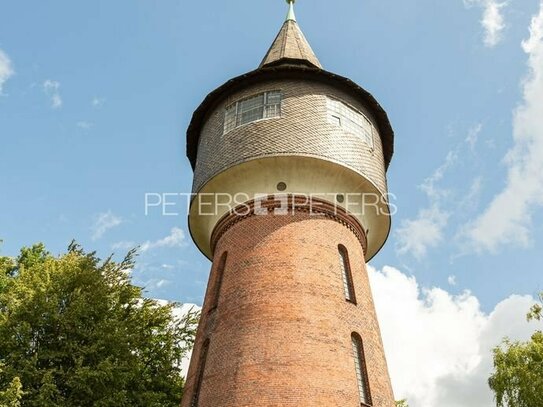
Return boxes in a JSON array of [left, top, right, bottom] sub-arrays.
[[210, 195, 367, 255]]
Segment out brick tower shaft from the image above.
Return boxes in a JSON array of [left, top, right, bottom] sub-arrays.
[[182, 198, 395, 406]]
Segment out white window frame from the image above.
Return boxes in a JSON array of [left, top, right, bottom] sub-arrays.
[[223, 91, 282, 134], [352, 334, 372, 406], [326, 96, 375, 148]]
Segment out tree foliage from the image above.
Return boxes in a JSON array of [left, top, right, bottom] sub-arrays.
[[527, 292, 542, 322], [0, 243, 199, 407], [488, 293, 543, 407], [395, 400, 409, 407], [0, 365, 23, 407]]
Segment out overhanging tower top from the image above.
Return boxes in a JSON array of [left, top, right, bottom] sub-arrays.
[[187, 0, 395, 172], [259, 0, 322, 69]]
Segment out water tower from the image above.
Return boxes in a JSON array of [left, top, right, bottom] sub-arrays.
[[182, 1, 395, 405]]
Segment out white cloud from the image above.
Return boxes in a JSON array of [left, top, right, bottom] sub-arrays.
[[395, 152, 455, 259], [91, 211, 123, 240], [76, 121, 93, 129], [155, 279, 170, 288], [112, 228, 187, 254], [459, 176, 484, 214], [420, 151, 457, 201], [43, 79, 62, 109], [92, 97, 105, 108], [462, 3, 543, 252], [370, 265, 542, 407], [0, 48, 14, 94], [481, 1, 507, 47], [112, 241, 136, 250], [396, 206, 450, 259], [448, 275, 457, 286], [465, 123, 483, 152], [140, 227, 187, 252], [465, 0, 508, 47]]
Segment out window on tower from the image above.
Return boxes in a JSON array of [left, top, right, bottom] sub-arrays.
[[223, 91, 282, 134], [209, 252, 227, 312], [191, 338, 210, 407], [339, 245, 356, 304], [351, 333, 372, 406], [327, 97, 374, 148]]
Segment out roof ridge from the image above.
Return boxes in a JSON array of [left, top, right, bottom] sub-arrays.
[[280, 21, 290, 58], [292, 22, 306, 62]]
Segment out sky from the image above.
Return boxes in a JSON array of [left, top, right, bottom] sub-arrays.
[[1, 0, 543, 405]]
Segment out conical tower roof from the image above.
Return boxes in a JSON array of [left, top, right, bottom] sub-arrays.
[[259, 1, 322, 69]]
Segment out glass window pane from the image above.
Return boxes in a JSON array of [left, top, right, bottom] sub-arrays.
[[327, 97, 374, 148], [339, 248, 355, 302], [264, 103, 281, 118], [266, 91, 282, 105], [240, 106, 264, 125], [224, 91, 282, 134], [352, 335, 371, 405], [239, 94, 264, 113]]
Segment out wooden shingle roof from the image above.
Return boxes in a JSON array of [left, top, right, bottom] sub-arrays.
[[259, 19, 322, 69]]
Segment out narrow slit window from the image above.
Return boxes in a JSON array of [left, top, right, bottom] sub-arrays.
[[327, 96, 374, 148], [191, 339, 210, 407], [351, 333, 372, 406], [210, 252, 227, 312], [224, 91, 282, 134], [339, 245, 356, 303]]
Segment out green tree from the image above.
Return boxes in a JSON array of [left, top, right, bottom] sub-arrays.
[[488, 293, 543, 407], [395, 400, 409, 407], [0, 243, 199, 407], [527, 292, 543, 322], [0, 365, 23, 407]]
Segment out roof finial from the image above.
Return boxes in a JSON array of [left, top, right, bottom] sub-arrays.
[[286, 0, 296, 22]]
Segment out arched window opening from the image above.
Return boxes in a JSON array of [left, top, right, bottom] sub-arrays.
[[339, 245, 356, 304], [191, 338, 210, 407], [351, 333, 372, 406], [210, 252, 227, 312]]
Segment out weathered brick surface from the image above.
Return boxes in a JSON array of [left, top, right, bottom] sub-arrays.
[[181, 211, 395, 407], [192, 79, 388, 198]]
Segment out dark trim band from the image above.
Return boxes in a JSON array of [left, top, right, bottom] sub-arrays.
[[210, 195, 367, 255]]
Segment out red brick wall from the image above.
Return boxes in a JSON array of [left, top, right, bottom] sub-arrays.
[[182, 210, 395, 407]]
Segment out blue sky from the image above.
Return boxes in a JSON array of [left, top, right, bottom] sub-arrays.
[[1, 0, 541, 308], [2, 1, 543, 404]]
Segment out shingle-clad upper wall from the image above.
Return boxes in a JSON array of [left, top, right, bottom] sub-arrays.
[[193, 79, 388, 197]]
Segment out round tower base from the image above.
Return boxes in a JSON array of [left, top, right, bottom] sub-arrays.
[[182, 199, 395, 407]]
